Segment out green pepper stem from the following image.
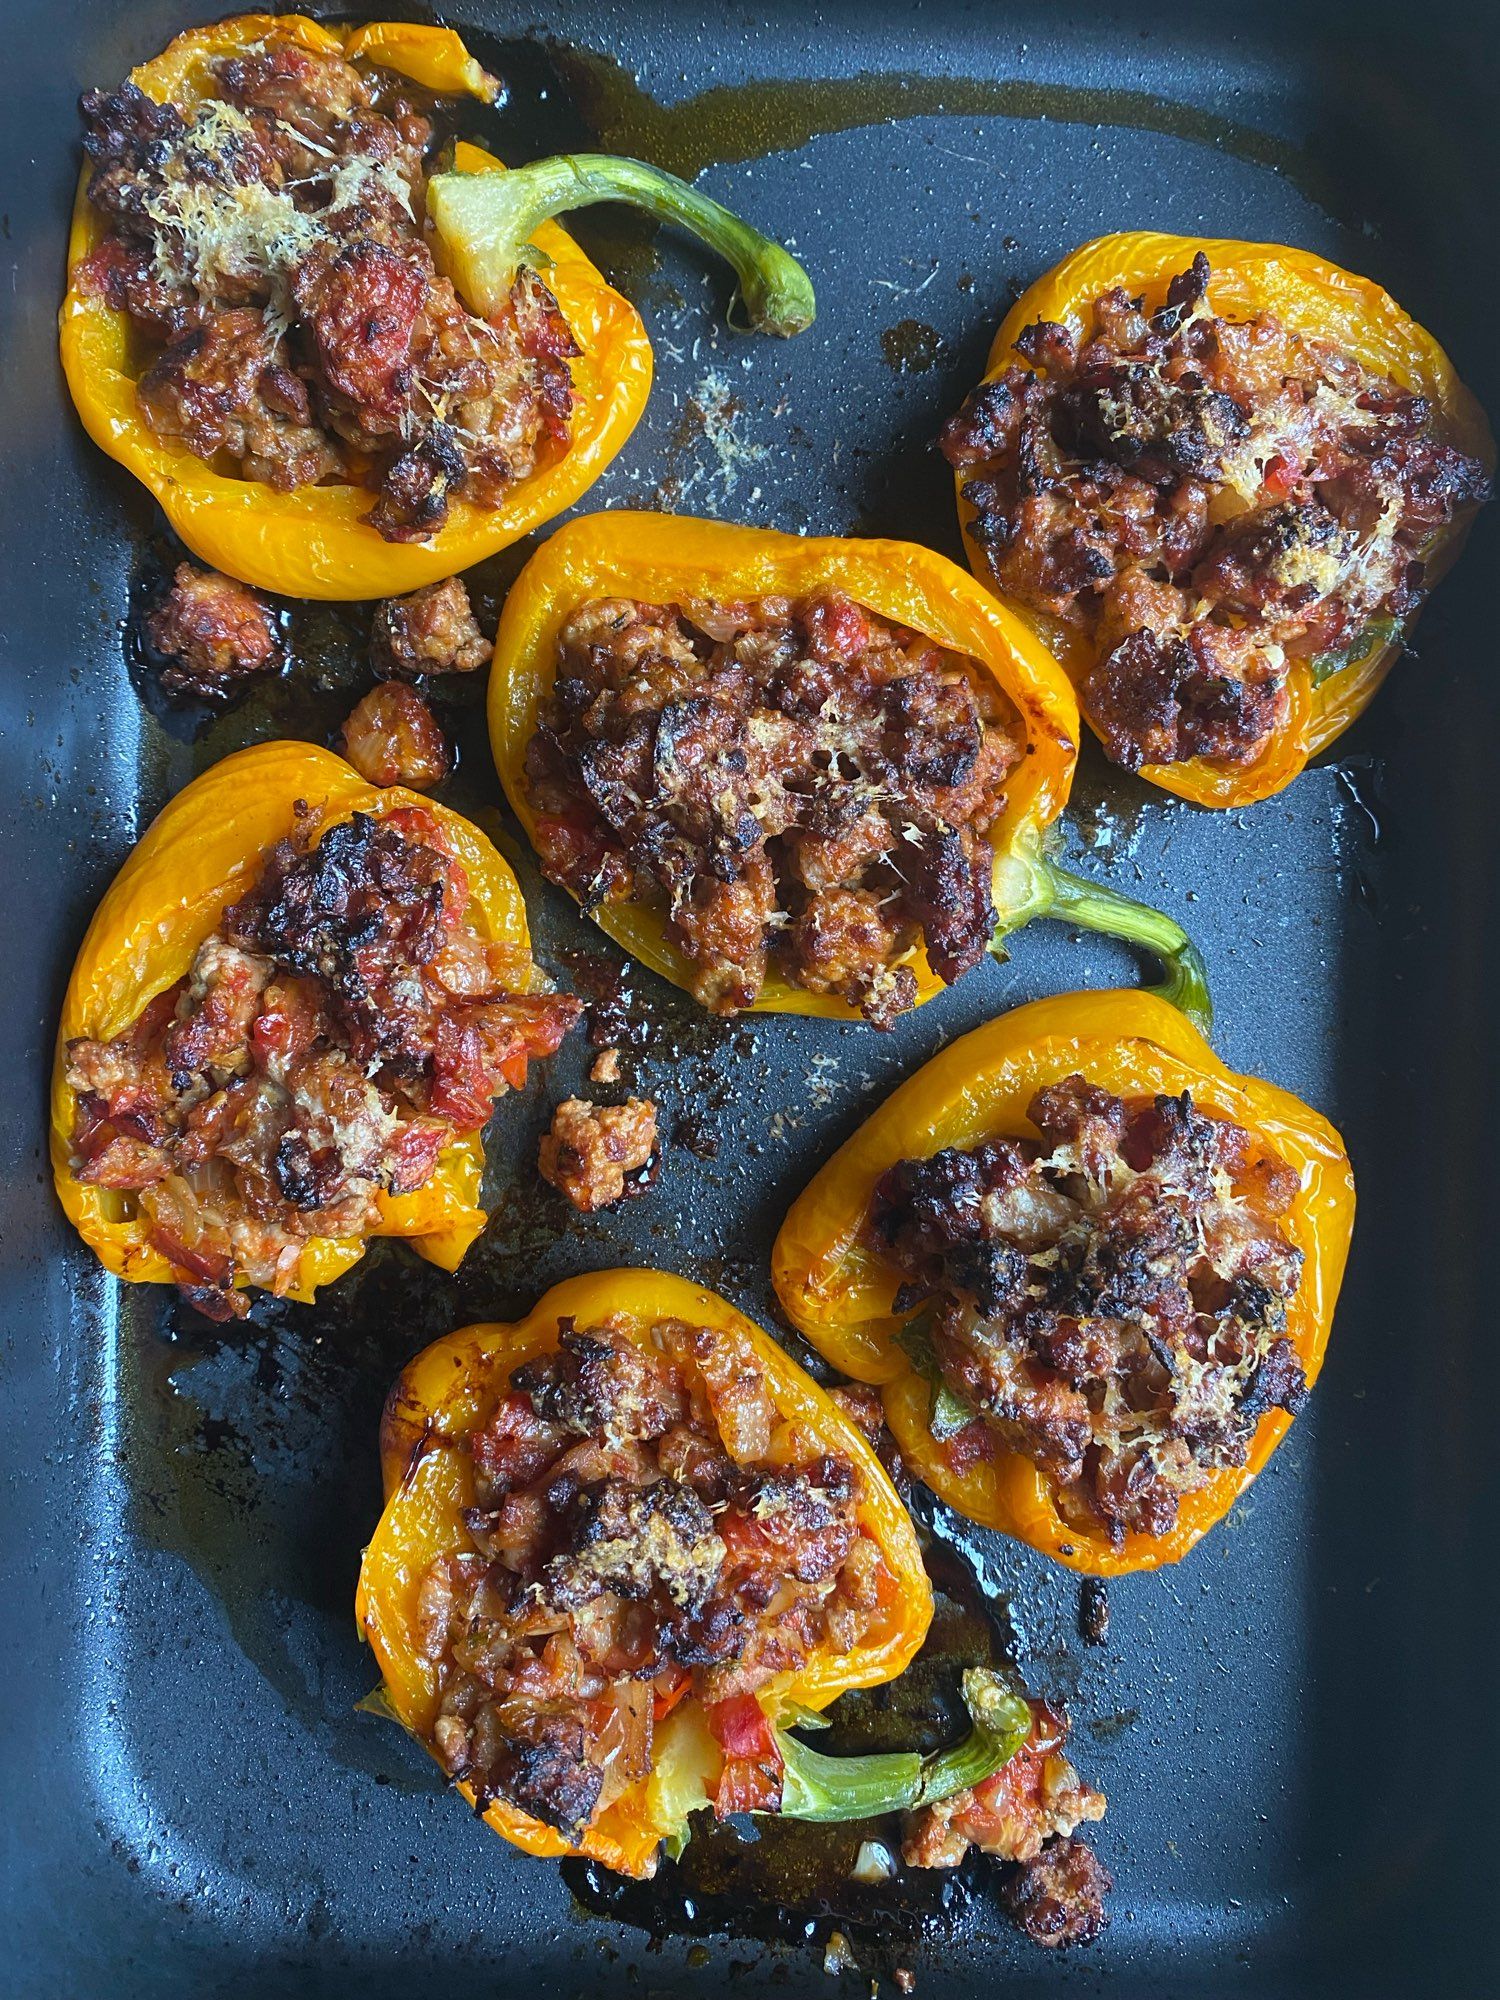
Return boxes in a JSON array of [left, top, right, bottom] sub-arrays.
[[993, 841, 1212, 1032], [772, 1669, 1032, 1824], [427, 152, 815, 335]]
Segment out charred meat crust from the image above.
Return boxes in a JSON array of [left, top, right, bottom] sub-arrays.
[[1000, 1836, 1113, 1947], [525, 591, 1024, 1027], [941, 254, 1490, 770], [867, 1073, 1306, 1544], [64, 806, 577, 1308], [77, 39, 579, 541], [419, 1316, 890, 1847]]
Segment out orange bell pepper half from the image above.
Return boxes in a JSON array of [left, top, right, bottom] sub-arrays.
[[58, 13, 651, 599], [772, 987, 1354, 1574], [950, 232, 1493, 805], [61, 14, 821, 600], [354, 1270, 938, 1878], [490, 510, 1213, 1026], [51, 739, 549, 1304]]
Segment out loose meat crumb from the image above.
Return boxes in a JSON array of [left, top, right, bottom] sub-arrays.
[[418, 1315, 892, 1853], [78, 37, 577, 542], [867, 1074, 1306, 1545], [65, 805, 578, 1310], [1000, 1836, 1113, 1948], [589, 1047, 622, 1085], [940, 254, 1490, 770], [371, 576, 492, 679], [144, 563, 281, 698], [340, 683, 451, 790], [524, 591, 1025, 1027], [539, 1096, 658, 1213], [1077, 1577, 1110, 1647]]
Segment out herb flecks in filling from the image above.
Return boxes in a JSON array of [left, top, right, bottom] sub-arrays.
[[941, 253, 1490, 770], [867, 1074, 1306, 1544], [417, 1316, 891, 1844], [524, 592, 1024, 1027], [64, 806, 578, 1315], [77, 37, 578, 541]]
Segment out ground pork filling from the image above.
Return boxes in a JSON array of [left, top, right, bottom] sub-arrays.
[[902, 1700, 1109, 1946], [416, 1316, 892, 1846], [524, 592, 1025, 1027], [940, 252, 1491, 771], [64, 805, 578, 1316], [77, 37, 578, 541], [866, 1073, 1307, 1545]]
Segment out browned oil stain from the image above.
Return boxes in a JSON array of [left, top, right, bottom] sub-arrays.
[[471, 34, 1341, 317], [507, 39, 1339, 215], [880, 318, 947, 374]]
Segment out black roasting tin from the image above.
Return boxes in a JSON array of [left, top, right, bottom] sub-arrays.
[[2, 3, 1497, 1995]]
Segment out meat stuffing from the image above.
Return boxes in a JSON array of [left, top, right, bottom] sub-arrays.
[[902, 1701, 1106, 1910], [417, 1315, 891, 1852], [524, 592, 1024, 1026], [64, 804, 578, 1312], [340, 683, 451, 791], [999, 1836, 1113, 1948], [538, 1096, 658, 1212], [940, 253, 1491, 769], [77, 37, 578, 541], [371, 576, 492, 678], [867, 1073, 1307, 1544], [144, 562, 281, 698]]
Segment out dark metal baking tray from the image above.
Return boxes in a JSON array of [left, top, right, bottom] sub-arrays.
[[2, 2, 1496, 1994]]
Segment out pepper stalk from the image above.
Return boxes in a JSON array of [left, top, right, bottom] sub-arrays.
[[428, 153, 816, 335], [772, 1668, 1033, 1824], [992, 832, 1212, 1032]]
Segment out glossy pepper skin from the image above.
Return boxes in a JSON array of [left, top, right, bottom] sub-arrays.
[[51, 740, 543, 1303], [354, 1269, 933, 1878], [489, 510, 1209, 1025], [772, 988, 1355, 1574], [58, 14, 652, 600], [952, 232, 1495, 806]]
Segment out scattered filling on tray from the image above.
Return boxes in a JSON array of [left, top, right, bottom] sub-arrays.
[[145, 560, 282, 698], [940, 252, 1491, 770], [903, 1701, 1109, 1947], [867, 1073, 1306, 1544], [524, 592, 1025, 1026], [340, 682, 451, 791], [372, 576, 492, 679], [539, 1095, 659, 1212], [417, 1315, 894, 1840], [64, 805, 578, 1315], [77, 34, 578, 541]]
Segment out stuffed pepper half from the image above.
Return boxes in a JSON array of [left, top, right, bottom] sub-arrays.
[[941, 233, 1492, 803], [62, 14, 813, 597], [490, 511, 1211, 1029], [353, 1270, 1073, 1879], [52, 740, 578, 1316], [773, 990, 1353, 1573]]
